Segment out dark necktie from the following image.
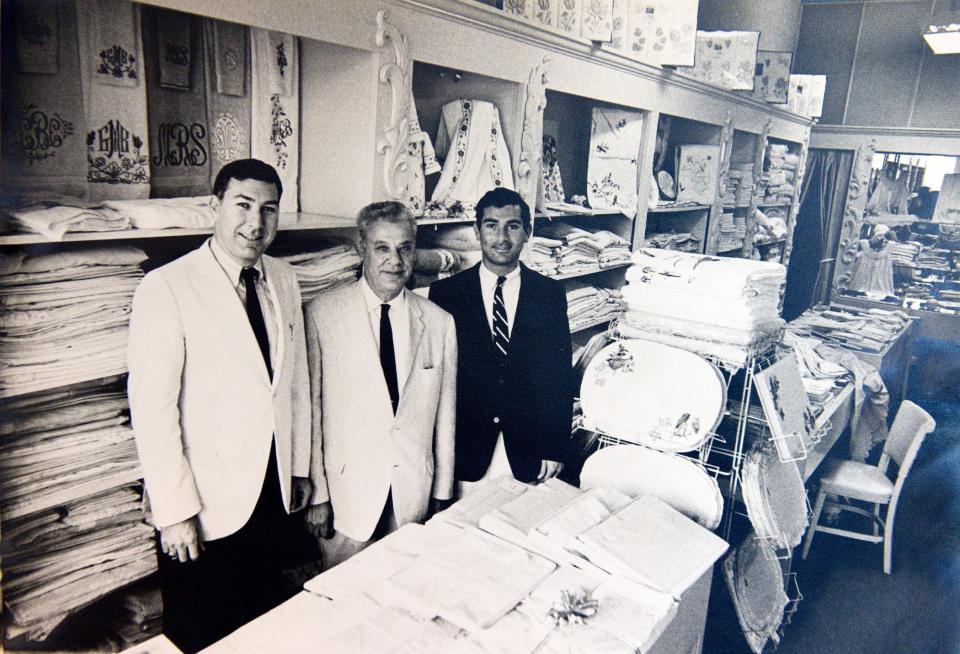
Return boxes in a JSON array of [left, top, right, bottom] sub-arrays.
[[379, 303, 400, 415], [240, 267, 272, 380], [492, 276, 510, 357]]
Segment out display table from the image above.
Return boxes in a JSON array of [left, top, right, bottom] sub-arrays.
[[800, 383, 855, 481], [203, 489, 725, 654]]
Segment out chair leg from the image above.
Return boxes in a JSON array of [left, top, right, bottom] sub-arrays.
[[802, 489, 827, 560], [883, 505, 894, 575], [872, 503, 881, 538]]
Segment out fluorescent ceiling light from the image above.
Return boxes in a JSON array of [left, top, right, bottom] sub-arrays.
[[923, 24, 960, 54]]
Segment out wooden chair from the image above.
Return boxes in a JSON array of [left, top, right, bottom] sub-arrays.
[[800, 400, 935, 574]]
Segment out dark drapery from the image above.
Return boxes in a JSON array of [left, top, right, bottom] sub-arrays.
[[783, 149, 854, 321]]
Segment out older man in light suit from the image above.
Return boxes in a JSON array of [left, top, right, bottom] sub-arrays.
[[127, 159, 314, 653], [304, 201, 456, 568]]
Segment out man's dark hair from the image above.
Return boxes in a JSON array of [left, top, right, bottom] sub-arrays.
[[474, 188, 531, 233], [212, 159, 283, 200]]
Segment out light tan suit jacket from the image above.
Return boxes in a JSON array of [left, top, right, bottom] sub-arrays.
[[304, 281, 456, 542], [127, 243, 311, 541]]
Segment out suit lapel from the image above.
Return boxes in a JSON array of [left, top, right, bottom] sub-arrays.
[[510, 264, 536, 352], [262, 256, 287, 390], [402, 290, 425, 399], [466, 264, 497, 356], [194, 245, 271, 386], [346, 282, 395, 416]]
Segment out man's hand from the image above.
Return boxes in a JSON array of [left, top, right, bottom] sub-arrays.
[[429, 497, 453, 518], [537, 460, 564, 483], [305, 501, 334, 539], [291, 477, 312, 513], [160, 517, 202, 563]]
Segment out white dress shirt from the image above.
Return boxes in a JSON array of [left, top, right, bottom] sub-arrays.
[[360, 278, 411, 392], [478, 262, 521, 338], [209, 238, 279, 366]]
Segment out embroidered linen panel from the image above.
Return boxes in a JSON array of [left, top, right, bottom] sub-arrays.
[[3, 0, 87, 197], [251, 28, 299, 213], [587, 107, 644, 217], [204, 19, 251, 188], [78, 0, 151, 199], [683, 30, 759, 92]]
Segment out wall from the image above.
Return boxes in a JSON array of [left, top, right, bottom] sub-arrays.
[[795, 0, 960, 128], [698, 0, 802, 52]]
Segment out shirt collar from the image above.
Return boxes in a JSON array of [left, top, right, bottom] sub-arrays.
[[209, 237, 265, 285], [360, 276, 406, 315], [479, 262, 521, 287]]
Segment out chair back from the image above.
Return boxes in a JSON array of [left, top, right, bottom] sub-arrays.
[[879, 400, 936, 480]]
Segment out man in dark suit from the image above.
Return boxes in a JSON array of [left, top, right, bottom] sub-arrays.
[[429, 188, 573, 490]]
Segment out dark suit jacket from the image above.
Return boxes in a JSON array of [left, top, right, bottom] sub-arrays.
[[429, 263, 573, 483]]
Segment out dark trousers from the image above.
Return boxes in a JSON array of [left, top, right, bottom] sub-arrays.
[[156, 442, 314, 653]]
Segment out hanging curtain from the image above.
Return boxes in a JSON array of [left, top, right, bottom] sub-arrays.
[[807, 149, 854, 307]]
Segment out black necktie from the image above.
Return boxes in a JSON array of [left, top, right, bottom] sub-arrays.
[[492, 276, 510, 357], [241, 267, 272, 380], [379, 303, 400, 415]]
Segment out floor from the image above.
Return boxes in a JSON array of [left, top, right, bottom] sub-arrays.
[[705, 338, 960, 654]]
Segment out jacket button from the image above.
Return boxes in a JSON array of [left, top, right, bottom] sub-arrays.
[[493, 416, 500, 424]]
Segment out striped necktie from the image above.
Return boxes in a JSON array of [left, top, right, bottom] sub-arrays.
[[492, 275, 510, 357]]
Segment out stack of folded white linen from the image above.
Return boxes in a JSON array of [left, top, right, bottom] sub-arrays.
[[618, 248, 786, 364], [535, 223, 630, 276], [785, 304, 910, 354], [103, 196, 217, 230], [761, 144, 798, 205], [529, 235, 563, 276], [279, 245, 361, 302], [889, 241, 921, 267], [717, 212, 747, 252], [9, 203, 130, 241], [419, 225, 483, 274], [645, 231, 701, 252], [0, 246, 147, 397], [1, 484, 155, 642], [410, 247, 462, 289], [565, 283, 622, 331]]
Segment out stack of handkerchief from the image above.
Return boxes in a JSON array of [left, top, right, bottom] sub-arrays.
[[618, 248, 786, 364], [279, 245, 361, 302]]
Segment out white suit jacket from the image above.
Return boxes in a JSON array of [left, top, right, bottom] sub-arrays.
[[127, 242, 311, 541], [305, 281, 456, 542]]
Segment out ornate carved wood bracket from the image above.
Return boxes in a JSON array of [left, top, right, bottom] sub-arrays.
[[743, 118, 773, 258], [831, 139, 877, 296], [708, 111, 734, 254], [374, 10, 412, 201], [517, 56, 550, 212]]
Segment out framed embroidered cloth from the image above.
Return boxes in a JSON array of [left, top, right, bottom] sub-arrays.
[[754, 355, 816, 462], [675, 144, 720, 205], [785, 74, 826, 118], [624, 0, 698, 67], [750, 51, 792, 104], [684, 30, 759, 91], [580, 0, 614, 41], [587, 107, 644, 216]]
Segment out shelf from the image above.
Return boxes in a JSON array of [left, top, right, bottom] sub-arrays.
[[647, 204, 712, 213], [755, 238, 786, 247], [722, 204, 752, 210], [546, 262, 631, 281], [416, 215, 475, 226], [570, 316, 615, 334], [0, 212, 356, 246], [535, 207, 624, 219], [758, 203, 791, 209]]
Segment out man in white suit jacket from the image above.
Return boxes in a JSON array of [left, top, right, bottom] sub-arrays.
[[304, 201, 456, 568], [127, 160, 313, 653]]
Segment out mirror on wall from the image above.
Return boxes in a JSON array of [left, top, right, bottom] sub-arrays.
[[839, 151, 960, 314]]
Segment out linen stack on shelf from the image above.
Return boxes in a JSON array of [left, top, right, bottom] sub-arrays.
[[565, 282, 622, 332], [1, 484, 155, 642], [618, 248, 786, 364], [760, 144, 798, 205], [717, 212, 747, 253], [785, 304, 910, 354], [724, 163, 755, 207], [410, 247, 462, 289], [534, 223, 631, 276], [889, 241, 922, 267], [645, 231, 701, 252], [916, 247, 952, 273], [279, 245, 361, 302], [529, 235, 563, 276], [0, 246, 147, 397], [7, 203, 131, 241], [418, 224, 484, 276]]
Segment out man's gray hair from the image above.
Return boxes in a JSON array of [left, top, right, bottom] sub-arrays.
[[356, 201, 417, 243]]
